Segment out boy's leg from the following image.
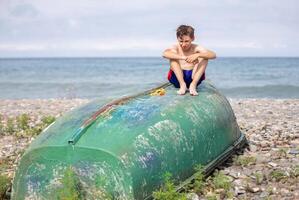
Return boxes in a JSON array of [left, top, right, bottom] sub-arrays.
[[170, 59, 187, 95], [190, 59, 208, 96]]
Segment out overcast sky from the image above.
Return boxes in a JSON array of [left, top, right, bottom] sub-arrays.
[[0, 0, 298, 57]]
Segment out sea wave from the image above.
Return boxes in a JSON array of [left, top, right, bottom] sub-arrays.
[[0, 82, 159, 99], [219, 85, 299, 98]]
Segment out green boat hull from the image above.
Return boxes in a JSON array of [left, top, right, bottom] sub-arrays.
[[12, 81, 246, 200]]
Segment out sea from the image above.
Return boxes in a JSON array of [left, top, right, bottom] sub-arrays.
[[0, 57, 298, 99]]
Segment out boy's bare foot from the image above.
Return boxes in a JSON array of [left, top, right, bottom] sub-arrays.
[[177, 84, 187, 95], [189, 83, 198, 96]]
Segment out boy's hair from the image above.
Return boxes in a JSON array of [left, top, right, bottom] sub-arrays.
[[176, 25, 194, 39]]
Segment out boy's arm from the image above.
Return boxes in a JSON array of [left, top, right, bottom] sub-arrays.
[[162, 46, 186, 60], [185, 45, 216, 63]]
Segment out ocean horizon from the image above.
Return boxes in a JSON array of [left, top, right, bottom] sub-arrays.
[[1, 56, 299, 59], [0, 57, 298, 99]]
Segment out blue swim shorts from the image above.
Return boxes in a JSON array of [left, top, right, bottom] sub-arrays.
[[167, 69, 205, 88]]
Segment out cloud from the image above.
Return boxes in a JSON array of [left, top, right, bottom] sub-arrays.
[[10, 3, 39, 18], [68, 19, 79, 28], [0, 44, 45, 51], [0, 0, 298, 57], [0, 38, 170, 52], [209, 41, 264, 49]]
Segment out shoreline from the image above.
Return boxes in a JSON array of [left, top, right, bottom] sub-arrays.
[[1, 98, 298, 120], [0, 98, 298, 199]]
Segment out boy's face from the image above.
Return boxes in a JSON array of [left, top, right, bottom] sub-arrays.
[[178, 35, 194, 51]]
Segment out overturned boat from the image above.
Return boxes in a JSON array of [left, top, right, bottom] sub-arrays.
[[12, 81, 246, 200]]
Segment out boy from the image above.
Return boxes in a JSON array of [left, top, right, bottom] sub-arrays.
[[163, 25, 216, 95]]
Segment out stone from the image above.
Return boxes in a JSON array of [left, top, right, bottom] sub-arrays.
[[250, 145, 258, 152], [235, 186, 246, 195], [215, 188, 225, 194], [233, 179, 244, 186], [260, 191, 269, 198], [280, 188, 290, 195], [186, 193, 199, 200], [290, 139, 299, 147], [228, 171, 240, 179], [250, 187, 260, 193], [256, 155, 268, 164], [268, 162, 278, 167], [289, 149, 299, 155]]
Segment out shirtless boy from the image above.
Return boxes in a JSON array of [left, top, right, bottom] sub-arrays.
[[163, 25, 216, 95]]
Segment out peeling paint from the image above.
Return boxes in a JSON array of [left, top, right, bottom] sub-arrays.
[[13, 81, 243, 200]]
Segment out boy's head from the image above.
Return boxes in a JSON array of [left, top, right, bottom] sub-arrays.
[[176, 25, 195, 50], [176, 25, 194, 39]]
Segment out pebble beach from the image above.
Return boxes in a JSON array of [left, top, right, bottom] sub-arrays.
[[0, 98, 298, 199]]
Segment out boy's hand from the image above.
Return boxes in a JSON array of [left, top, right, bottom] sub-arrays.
[[185, 53, 199, 63]]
